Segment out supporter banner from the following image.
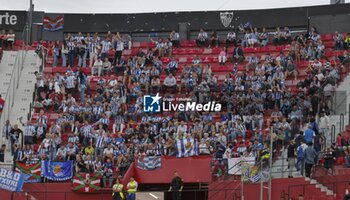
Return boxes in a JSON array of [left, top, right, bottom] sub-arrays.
[[241, 162, 269, 183], [15, 162, 41, 183], [43, 15, 64, 31], [0, 168, 25, 192], [228, 157, 255, 175], [176, 138, 198, 158], [72, 173, 101, 193], [137, 156, 161, 170], [241, 162, 260, 183], [41, 161, 73, 181]]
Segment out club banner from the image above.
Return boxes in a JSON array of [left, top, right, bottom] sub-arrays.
[[72, 173, 101, 193], [241, 162, 269, 183], [43, 15, 64, 31], [176, 138, 198, 158], [41, 161, 73, 181], [15, 162, 41, 183], [228, 157, 255, 175], [0, 168, 25, 192], [137, 156, 161, 170]]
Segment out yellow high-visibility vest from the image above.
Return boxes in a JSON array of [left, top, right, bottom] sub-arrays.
[[261, 148, 271, 160], [127, 181, 137, 193], [112, 183, 124, 198]]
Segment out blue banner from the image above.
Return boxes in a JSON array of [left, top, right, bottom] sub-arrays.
[[0, 168, 25, 192], [41, 161, 73, 181]]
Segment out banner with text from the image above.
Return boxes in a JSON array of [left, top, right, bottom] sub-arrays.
[[41, 161, 73, 181], [0, 168, 25, 192], [228, 157, 255, 175]]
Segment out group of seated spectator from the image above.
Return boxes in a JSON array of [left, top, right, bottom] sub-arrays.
[[0, 29, 15, 50], [4, 24, 350, 187], [333, 31, 350, 50]]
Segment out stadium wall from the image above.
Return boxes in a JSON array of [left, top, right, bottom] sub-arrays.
[[310, 14, 350, 34], [0, 4, 350, 42]]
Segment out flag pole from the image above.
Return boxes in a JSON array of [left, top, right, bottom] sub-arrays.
[[241, 160, 244, 200], [260, 154, 263, 200], [268, 127, 274, 200]]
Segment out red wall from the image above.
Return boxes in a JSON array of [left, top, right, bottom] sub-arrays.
[[0, 156, 212, 200], [133, 156, 212, 184]]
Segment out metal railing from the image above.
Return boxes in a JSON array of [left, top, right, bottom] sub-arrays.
[[331, 124, 336, 144], [10, 189, 220, 200], [0, 25, 29, 154], [287, 183, 323, 199], [0, 49, 27, 148], [11, 189, 242, 200], [340, 113, 345, 133], [286, 179, 350, 199]]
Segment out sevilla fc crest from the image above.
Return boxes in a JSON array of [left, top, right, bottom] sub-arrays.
[[220, 12, 234, 28]]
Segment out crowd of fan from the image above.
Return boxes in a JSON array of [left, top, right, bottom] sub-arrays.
[[0, 29, 16, 50], [2, 26, 350, 185], [0, 29, 16, 63]]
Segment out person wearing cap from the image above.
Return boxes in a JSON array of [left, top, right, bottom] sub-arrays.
[[126, 176, 138, 200]]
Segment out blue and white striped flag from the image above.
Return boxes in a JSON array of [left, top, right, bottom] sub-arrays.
[[249, 173, 261, 183], [176, 138, 198, 158], [137, 156, 161, 170]]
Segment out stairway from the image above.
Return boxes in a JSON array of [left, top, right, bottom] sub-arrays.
[[305, 177, 334, 196], [271, 147, 304, 179], [1, 50, 40, 165], [208, 177, 336, 200], [0, 51, 17, 97], [8, 50, 39, 123], [333, 73, 350, 130]]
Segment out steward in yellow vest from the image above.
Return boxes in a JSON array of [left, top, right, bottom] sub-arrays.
[[126, 176, 138, 200], [112, 178, 124, 200]]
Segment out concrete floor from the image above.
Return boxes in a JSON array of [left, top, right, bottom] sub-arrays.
[[135, 192, 164, 200]]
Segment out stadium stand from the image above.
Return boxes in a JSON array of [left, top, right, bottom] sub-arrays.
[[1, 16, 350, 200]]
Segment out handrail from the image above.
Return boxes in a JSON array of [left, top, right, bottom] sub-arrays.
[[0, 49, 24, 148], [340, 113, 344, 133], [0, 30, 28, 156], [17, 188, 239, 200], [331, 124, 336, 144], [287, 183, 321, 198], [349, 103, 350, 125]]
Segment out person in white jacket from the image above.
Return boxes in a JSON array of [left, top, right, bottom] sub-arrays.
[[318, 111, 330, 144]]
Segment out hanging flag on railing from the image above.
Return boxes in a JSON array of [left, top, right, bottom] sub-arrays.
[[175, 138, 198, 158], [241, 162, 270, 183], [72, 173, 101, 193], [228, 157, 255, 175], [137, 156, 161, 170], [41, 160, 73, 181], [15, 161, 41, 183], [43, 16, 64, 31], [0, 167, 25, 192]]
